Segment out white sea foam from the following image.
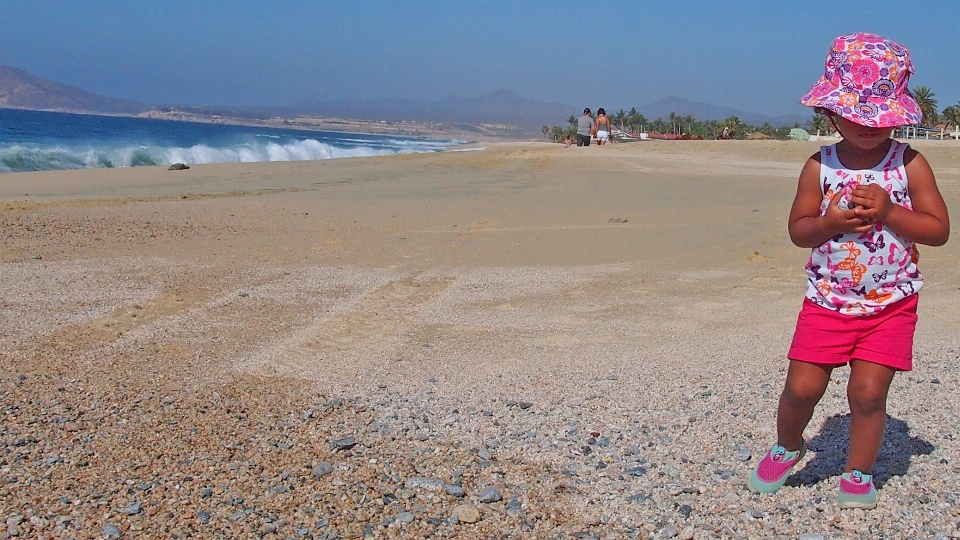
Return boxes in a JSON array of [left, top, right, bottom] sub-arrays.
[[0, 137, 463, 173]]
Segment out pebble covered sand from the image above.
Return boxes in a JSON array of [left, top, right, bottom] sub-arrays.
[[2, 141, 960, 539]]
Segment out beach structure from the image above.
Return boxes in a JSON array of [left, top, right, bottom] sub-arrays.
[[788, 128, 811, 141]]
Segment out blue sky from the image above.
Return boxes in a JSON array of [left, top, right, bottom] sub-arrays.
[[2, 0, 958, 117]]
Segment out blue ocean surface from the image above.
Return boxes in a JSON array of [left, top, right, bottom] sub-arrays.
[[0, 109, 468, 173]]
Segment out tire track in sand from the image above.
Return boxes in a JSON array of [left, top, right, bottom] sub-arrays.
[[239, 274, 454, 382]]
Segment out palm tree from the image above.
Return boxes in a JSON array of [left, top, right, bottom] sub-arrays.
[[807, 112, 829, 136], [668, 112, 678, 135], [626, 108, 647, 134], [614, 109, 627, 131], [542, 126, 549, 140], [941, 103, 960, 129], [910, 86, 938, 127], [721, 116, 742, 138], [567, 115, 577, 132]]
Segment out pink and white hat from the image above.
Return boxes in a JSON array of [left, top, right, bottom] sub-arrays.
[[800, 32, 922, 127]]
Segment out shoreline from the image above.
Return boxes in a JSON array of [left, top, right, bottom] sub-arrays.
[[0, 105, 526, 143]]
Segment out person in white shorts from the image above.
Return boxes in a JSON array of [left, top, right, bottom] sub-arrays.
[[594, 108, 611, 145]]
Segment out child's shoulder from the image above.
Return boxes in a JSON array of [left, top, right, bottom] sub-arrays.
[[805, 150, 824, 164]]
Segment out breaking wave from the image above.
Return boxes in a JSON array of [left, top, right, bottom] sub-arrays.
[[0, 137, 465, 173]]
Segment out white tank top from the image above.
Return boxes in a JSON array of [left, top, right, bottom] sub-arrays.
[[804, 141, 922, 315]]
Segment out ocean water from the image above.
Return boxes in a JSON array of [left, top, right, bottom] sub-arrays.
[[0, 109, 468, 173]]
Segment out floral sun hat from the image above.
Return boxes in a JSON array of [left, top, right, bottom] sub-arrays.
[[800, 32, 922, 127]]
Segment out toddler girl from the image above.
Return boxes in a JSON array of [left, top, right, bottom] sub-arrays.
[[748, 33, 950, 509]]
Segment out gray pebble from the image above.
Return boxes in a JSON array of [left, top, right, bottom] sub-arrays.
[[123, 502, 142, 515], [748, 509, 764, 518], [330, 435, 356, 451], [477, 486, 502, 503], [313, 462, 334, 478], [201, 487, 213, 498], [623, 466, 647, 477], [101, 524, 122, 538], [663, 524, 679, 538], [505, 496, 522, 517], [395, 511, 414, 524], [735, 448, 752, 462], [405, 477, 444, 490], [679, 503, 692, 517], [444, 484, 465, 497], [197, 510, 211, 524], [478, 447, 492, 460], [798, 535, 825, 540]]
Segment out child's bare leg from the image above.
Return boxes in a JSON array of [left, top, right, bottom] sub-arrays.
[[777, 360, 833, 450], [845, 359, 896, 473]]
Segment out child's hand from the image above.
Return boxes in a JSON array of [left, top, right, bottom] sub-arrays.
[[824, 191, 874, 234], [849, 183, 893, 224]]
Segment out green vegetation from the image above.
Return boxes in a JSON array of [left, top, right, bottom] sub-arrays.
[[544, 87, 958, 143], [546, 109, 793, 142]]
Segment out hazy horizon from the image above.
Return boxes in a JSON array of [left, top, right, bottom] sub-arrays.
[[2, 1, 958, 118]]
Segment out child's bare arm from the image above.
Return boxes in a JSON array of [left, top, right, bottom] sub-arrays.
[[850, 149, 950, 246], [788, 154, 874, 248]]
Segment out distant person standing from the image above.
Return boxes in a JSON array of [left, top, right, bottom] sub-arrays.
[[595, 108, 611, 145], [576, 108, 595, 147]]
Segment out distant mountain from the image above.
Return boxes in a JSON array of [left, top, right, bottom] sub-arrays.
[[638, 97, 807, 128], [0, 65, 149, 114], [288, 89, 576, 129]]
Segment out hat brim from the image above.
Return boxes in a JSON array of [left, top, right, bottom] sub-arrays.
[[800, 77, 922, 128]]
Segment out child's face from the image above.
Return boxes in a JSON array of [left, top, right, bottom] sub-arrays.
[[832, 115, 893, 151]]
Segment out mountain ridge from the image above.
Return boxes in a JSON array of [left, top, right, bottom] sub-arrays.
[[0, 65, 150, 114], [0, 65, 808, 131]]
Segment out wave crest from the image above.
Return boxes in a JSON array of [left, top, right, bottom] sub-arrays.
[[0, 137, 460, 173]]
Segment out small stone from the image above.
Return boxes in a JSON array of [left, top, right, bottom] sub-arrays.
[[201, 488, 214, 498], [238, 292, 249, 297], [124, 502, 142, 515], [404, 477, 443, 491], [478, 447, 492, 460], [798, 534, 825, 540], [197, 511, 211, 524], [101, 524, 123, 538], [395, 512, 414, 524], [444, 484, 465, 497], [748, 509, 764, 519], [663, 525, 679, 538], [735, 448, 752, 462], [678, 526, 695, 540], [330, 435, 356, 452], [505, 496, 522, 517], [451, 503, 480, 523], [679, 504, 692, 517], [622, 466, 647, 477], [518, 402, 533, 409], [313, 462, 334, 478], [477, 486, 502, 503]]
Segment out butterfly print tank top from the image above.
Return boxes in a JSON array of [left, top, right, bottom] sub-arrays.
[[804, 141, 922, 315]]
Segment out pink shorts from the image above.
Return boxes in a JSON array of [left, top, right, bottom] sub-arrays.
[[788, 294, 918, 371]]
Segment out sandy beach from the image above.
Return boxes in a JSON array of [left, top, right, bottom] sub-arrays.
[[2, 140, 960, 539]]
